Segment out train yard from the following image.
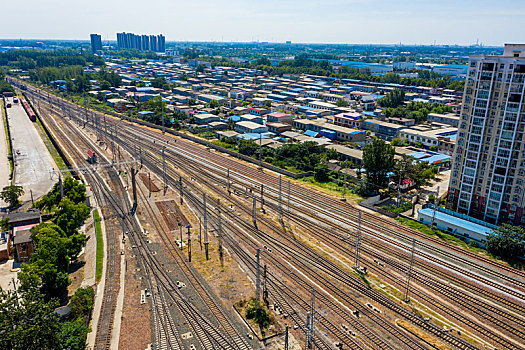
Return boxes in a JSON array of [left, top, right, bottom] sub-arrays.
[[15, 77, 525, 350]]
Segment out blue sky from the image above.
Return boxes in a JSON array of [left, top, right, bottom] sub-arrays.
[[2, 0, 524, 45]]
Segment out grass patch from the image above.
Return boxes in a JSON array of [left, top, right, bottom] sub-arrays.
[[381, 201, 413, 214], [396, 216, 482, 249], [299, 176, 361, 201], [211, 140, 235, 150], [94, 209, 103, 282], [1, 99, 14, 180], [396, 319, 449, 350], [34, 116, 71, 175]]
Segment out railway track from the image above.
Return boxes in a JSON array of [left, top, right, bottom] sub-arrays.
[[28, 95, 122, 350], [26, 84, 251, 350], [127, 131, 523, 348], [131, 139, 469, 349], [20, 80, 524, 348], [18, 77, 525, 292]]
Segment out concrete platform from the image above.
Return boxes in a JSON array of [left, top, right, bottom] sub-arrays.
[[5, 97, 57, 202], [0, 259, 21, 291]]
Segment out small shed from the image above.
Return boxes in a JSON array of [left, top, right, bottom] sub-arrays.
[[13, 229, 33, 262]]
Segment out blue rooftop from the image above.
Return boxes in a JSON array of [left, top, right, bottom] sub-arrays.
[[304, 130, 319, 137], [236, 132, 274, 140], [419, 208, 494, 236], [408, 152, 429, 159], [138, 111, 154, 116], [227, 115, 241, 122], [422, 154, 451, 165]]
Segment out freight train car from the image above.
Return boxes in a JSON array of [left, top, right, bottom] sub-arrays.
[[20, 97, 36, 122]]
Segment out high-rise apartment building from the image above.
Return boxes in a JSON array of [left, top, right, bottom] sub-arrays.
[[448, 44, 525, 225], [158, 34, 165, 53], [116, 32, 165, 52], [90, 34, 102, 53], [149, 35, 158, 52]]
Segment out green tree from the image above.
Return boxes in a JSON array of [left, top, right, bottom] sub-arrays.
[[390, 138, 404, 147], [486, 224, 525, 260], [0, 217, 9, 231], [394, 155, 436, 192], [377, 89, 405, 108], [238, 139, 259, 156], [314, 163, 330, 182], [58, 321, 90, 350], [55, 198, 90, 237], [209, 99, 220, 109], [20, 226, 71, 301], [0, 185, 24, 207], [335, 99, 349, 107], [363, 138, 395, 190], [99, 80, 111, 90], [151, 77, 166, 89], [70, 287, 95, 323], [196, 63, 206, 73], [245, 298, 270, 329], [35, 177, 87, 211], [324, 147, 338, 161], [0, 276, 61, 350]]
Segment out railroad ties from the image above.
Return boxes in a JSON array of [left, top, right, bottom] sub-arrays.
[[155, 200, 190, 230]]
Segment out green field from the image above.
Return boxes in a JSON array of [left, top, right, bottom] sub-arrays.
[[94, 209, 104, 282]]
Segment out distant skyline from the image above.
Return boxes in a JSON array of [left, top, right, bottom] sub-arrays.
[[2, 0, 524, 46]]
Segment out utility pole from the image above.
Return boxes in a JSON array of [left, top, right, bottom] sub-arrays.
[[59, 173, 64, 199], [278, 175, 283, 220], [305, 312, 311, 350], [162, 148, 168, 196], [404, 238, 416, 302], [260, 184, 265, 214], [104, 114, 108, 149], [306, 289, 316, 350], [217, 205, 224, 267], [354, 211, 362, 269], [431, 186, 440, 227], [199, 218, 202, 251], [397, 160, 404, 207], [252, 194, 257, 229], [187, 225, 191, 262], [284, 326, 289, 350], [148, 172, 151, 197], [287, 179, 291, 213], [258, 135, 262, 170], [178, 223, 183, 250], [227, 168, 231, 195], [83, 92, 88, 128], [179, 175, 183, 204], [203, 193, 209, 260], [110, 126, 115, 163], [131, 166, 137, 215], [341, 161, 348, 201], [139, 146, 143, 168], [262, 264, 268, 303], [255, 248, 261, 307], [161, 98, 165, 133]]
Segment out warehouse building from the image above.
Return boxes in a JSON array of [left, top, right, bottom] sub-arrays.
[[235, 121, 268, 134]]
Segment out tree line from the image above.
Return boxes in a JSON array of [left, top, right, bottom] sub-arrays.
[[0, 178, 93, 350]]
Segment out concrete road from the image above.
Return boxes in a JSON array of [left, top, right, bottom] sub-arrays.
[[0, 259, 21, 291], [6, 97, 57, 203], [0, 101, 10, 206]]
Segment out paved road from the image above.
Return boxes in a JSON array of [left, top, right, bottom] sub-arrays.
[[0, 100, 10, 206], [6, 97, 57, 202]]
